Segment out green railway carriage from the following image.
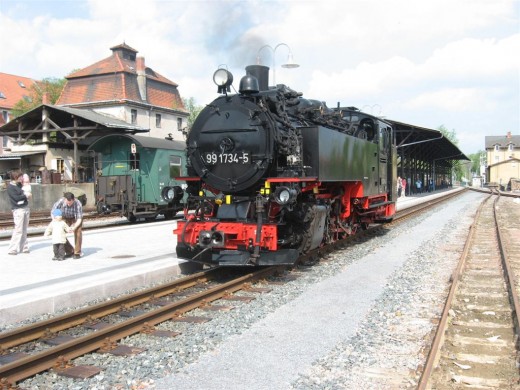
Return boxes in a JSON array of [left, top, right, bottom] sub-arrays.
[[87, 134, 187, 222]]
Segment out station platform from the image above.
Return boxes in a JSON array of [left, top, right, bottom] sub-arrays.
[[0, 187, 465, 329], [0, 219, 189, 328]]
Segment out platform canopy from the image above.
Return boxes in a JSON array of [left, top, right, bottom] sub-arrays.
[[390, 119, 469, 164], [0, 104, 148, 143]]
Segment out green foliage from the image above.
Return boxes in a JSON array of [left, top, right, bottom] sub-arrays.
[[437, 124, 459, 145], [11, 77, 66, 117], [467, 151, 485, 174], [182, 97, 204, 131]]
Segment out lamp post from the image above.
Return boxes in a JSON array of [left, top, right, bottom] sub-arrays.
[[256, 43, 299, 85]]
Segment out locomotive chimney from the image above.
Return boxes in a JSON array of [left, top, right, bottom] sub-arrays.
[[246, 65, 269, 91]]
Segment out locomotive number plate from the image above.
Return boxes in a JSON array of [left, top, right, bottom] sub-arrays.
[[203, 151, 250, 165]]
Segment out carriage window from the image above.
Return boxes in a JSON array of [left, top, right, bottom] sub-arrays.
[[130, 153, 140, 170], [177, 118, 183, 131], [169, 156, 182, 177], [131, 109, 137, 124]]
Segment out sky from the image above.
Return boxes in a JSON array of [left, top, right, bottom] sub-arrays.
[[0, 0, 518, 155]]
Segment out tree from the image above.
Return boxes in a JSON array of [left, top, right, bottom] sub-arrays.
[[11, 77, 66, 117], [467, 151, 485, 175], [182, 97, 204, 132]]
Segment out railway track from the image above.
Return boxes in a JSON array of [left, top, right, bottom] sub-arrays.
[[419, 193, 520, 388], [0, 266, 283, 387], [0, 189, 468, 388]]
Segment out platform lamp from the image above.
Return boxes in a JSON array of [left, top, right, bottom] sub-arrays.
[[256, 43, 299, 85]]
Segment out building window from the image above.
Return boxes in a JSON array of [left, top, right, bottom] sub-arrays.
[[177, 118, 183, 131], [52, 158, 65, 173], [131, 109, 137, 124], [0, 91, 6, 99], [508, 144, 514, 151], [156, 114, 162, 128], [2, 110, 8, 122], [494, 144, 499, 151], [169, 155, 182, 177], [495, 155, 499, 162], [18, 81, 26, 88]]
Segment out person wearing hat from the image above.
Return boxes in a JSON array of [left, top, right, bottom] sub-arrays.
[[51, 192, 83, 259], [44, 208, 72, 261]]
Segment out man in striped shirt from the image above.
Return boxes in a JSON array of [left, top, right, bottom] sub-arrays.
[[51, 192, 83, 259]]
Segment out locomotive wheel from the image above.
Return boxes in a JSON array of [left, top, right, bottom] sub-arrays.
[[128, 213, 137, 223], [298, 206, 316, 254]]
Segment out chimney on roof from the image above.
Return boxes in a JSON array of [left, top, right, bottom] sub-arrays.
[[507, 131, 511, 139], [136, 56, 147, 101]]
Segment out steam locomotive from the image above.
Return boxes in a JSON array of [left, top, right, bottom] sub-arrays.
[[174, 65, 397, 266]]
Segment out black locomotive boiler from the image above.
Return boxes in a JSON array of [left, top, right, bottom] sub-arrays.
[[174, 65, 397, 266]]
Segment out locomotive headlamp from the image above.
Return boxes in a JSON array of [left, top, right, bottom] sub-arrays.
[[274, 186, 297, 205], [213, 69, 233, 94], [161, 185, 184, 202]]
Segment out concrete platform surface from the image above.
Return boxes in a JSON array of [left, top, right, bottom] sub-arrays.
[[0, 220, 183, 328]]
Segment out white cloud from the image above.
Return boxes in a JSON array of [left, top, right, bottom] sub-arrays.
[[404, 88, 496, 111]]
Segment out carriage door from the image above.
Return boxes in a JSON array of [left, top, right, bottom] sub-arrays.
[[378, 123, 390, 194]]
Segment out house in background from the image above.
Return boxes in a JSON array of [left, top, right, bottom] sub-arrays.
[[0, 73, 39, 152], [485, 131, 520, 190], [56, 43, 188, 141]]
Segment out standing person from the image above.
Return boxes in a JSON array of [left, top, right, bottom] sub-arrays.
[[401, 177, 407, 197], [397, 176, 402, 198], [416, 178, 422, 194], [44, 209, 71, 261], [7, 170, 30, 255], [51, 192, 83, 259]]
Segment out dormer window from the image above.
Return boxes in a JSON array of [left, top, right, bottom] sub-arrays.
[[0, 91, 6, 99], [508, 144, 514, 151], [494, 144, 499, 151], [18, 81, 26, 88]]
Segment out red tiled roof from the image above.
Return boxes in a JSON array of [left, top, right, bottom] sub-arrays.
[[57, 44, 184, 111], [0, 72, 39, 110]]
